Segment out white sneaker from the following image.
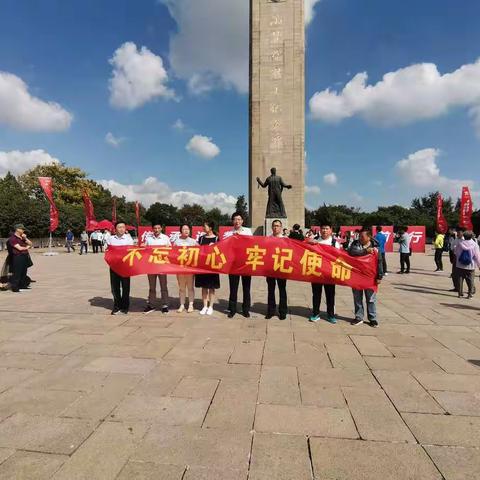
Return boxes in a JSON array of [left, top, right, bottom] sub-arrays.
[[177, 305, 185, 313], [200, 306, 208, 315], [206, 306, 214, 315], [187, 303, 194, 313]]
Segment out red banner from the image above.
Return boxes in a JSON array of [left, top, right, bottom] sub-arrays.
[[38, 177, 59, 232], [459, 186, 473, 230], [83, 190, 96, 230], [105, 236, 379, 290], [112, 198, 117, 225], [436, 194, 448, 234], [372, 226, 394, 253], [407, 226, 426, 253]]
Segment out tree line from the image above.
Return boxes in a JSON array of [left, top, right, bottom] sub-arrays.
[[0, 163, 477, 238]]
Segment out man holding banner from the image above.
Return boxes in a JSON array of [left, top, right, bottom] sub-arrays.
[[143, 222, 171, 314]]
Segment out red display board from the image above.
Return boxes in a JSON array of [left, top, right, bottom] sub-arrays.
[[372, 226, 394, 253], [407, 226, 426, 253]]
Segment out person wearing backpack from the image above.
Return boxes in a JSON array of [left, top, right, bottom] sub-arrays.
[[454, 231, 480, 299]]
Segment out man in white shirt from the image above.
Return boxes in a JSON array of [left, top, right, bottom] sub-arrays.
[[226, 212, 253, 318], [143, 223, 171, 314], [266, 219, 288, 320], [97, 231, 104, 253], [308, 222, 341, 324], [90, 230, 98, 253], [106, 221, 134, 315]]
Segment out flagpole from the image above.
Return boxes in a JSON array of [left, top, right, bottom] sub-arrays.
[[43, 230, 58, 256]]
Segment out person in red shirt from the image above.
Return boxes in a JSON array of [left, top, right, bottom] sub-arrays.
[[7, 224, 33, 292]]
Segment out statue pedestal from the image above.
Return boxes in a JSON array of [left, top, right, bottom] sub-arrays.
[[264, 218, 288, 236]]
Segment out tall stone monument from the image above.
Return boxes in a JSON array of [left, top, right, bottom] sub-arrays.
[[249, 0, 305, 234]]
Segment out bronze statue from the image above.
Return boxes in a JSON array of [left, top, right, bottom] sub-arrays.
[[256, 167, 292, 218]]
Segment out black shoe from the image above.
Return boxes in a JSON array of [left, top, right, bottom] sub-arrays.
[[467, 294, 473, 299], [397, 271, 405, 274], [351, 318, 364, 326], [369, 320, 379, 328], [161, 306, 169, 314], [143, 305, 155, 314], [227, 312, 236, 318], [11, 289, 20, 293], [265, 314, 273, 320], [279, 315, 287, 321], [405, 271, 410, 274], [243, 312, 250, 318], [111, 309, 121, 315], [120, 310, 129, 315]]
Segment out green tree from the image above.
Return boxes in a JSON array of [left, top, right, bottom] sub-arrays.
[[145, 203, 180, 226], [178, 204, 206, 226], [235, 195, 249, 225], [0, 173, 45, 237]]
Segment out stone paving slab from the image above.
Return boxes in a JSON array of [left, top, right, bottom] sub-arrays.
[[310, 438, 441, 480], [0, 413, 97, 454], [425, 445, 480, 480], [0, 451, 67, 480], [0, 251, 480, 478]]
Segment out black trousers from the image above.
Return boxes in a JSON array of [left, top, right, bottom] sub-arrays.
[[400, 253, 410, 273], [228, 275, 251, 314], [434, 249, 443, 270], [457, 268, 475, 296], [380, 252, 387, 274], [311, 283, 335, 317], [266, 277, 287, 316], [92, 240, 98, 253], [10, 255, 29, 291], [110, 269, 130, 311]]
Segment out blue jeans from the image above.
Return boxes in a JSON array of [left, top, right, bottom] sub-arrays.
[[352, 289, 377, 321]]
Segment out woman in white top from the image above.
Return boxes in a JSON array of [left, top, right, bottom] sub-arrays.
[[173, 225, 198, 313]]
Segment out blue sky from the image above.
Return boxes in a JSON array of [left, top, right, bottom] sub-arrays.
[[0, 0, 479, 212]]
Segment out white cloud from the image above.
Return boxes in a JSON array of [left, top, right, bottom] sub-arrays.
[[0, 149, 60, 177], [161, 0, 321, 95], [350, 192, 364, 204], [0, 71, 72, 132], [186, 134, 220, 159], [99, 176, 236, 213], [305, 0, 322, 25], [395, 148, 474, 197], [172, 119, 185, 131], [105, 132, 125, 148], [309, 59, 480, 133], [109, 42, 175, 109], [305, 185, 321, 195], [323, 172, 338, 185]]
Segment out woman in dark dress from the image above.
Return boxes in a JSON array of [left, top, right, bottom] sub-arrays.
[[196, 222, 220, 315]]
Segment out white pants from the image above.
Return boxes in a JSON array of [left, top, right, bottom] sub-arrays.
[[177, 274, 194, 306]]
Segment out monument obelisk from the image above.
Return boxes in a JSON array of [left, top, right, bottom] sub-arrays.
[[249, 0, 305, 234]]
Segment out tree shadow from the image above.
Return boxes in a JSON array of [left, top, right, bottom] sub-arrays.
[[393, 287, 454, 297], [468, 360, 480, 368], [392, 283, 450, 292], [440, 303, 480, 312], [88, 296, 148, 312]]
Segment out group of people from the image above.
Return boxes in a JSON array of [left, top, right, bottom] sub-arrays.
[[434, 227, 480, 298], [105, 212, 384, 327], [65, 229, 111, 254]]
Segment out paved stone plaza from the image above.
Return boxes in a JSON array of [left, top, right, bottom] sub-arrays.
[[0, 250, 479, 479]]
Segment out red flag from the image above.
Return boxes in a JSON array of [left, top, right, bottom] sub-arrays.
[[459, 186, 473, 230], [38, 177, 59, 232], [112, 197, 117, 225], [436, 194, 448, 234], [82, 190, 97, 231]]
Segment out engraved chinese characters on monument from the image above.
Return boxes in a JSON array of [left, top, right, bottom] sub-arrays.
[[250, 0, 305, 233], [256, 167, 292, 218]]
